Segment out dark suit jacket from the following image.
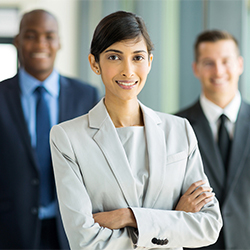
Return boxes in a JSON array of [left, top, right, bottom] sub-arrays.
[[0, 73, 99, 249], [176, 99, 250, 250]]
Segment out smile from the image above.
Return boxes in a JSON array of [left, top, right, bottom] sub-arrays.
[[116, 80, 138, 86], [31, 52, 49, 59], [211, 79, 227, 85]]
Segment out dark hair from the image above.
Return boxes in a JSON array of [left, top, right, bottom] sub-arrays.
[[90, 11, 154, 62], [194, 30, 240, 61]]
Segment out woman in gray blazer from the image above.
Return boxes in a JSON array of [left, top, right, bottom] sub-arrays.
[[50, 11, 222, 250]]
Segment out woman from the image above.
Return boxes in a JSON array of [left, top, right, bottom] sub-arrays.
[[50, 11, 222, 250]]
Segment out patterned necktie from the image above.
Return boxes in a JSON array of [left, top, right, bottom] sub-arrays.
[[218, 114, 231, 172], [35, 86, 54, 206]]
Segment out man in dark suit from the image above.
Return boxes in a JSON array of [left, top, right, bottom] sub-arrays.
[[176, 30, 250, 249], [0, 9, 99, 249]]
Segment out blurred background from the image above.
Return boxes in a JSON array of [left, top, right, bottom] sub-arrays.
[[0, 0, 249, 113]]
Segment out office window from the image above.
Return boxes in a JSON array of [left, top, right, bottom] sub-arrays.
[[0, 42, 17, 81], [0, 8, 19, 81]]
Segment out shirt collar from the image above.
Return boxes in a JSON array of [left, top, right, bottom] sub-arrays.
[[19, 68, 60, 97], [200, 91, 241, 124]]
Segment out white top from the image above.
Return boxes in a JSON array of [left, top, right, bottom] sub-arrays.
[[116, 126, 149, 206], [200, 91, 241, 141]]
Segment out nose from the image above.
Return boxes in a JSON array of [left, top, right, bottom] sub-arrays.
[[36, 36, 49, 48], [214, 62, 225, 76], [121, 60, 134, 78]]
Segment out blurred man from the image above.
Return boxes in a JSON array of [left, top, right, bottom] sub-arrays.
[[0, 9, 99, 249], [176, 30, 250, 249]]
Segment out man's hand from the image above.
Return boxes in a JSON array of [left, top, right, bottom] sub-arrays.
[[175, 180, 215, 212], [93, 208, 137, 230]]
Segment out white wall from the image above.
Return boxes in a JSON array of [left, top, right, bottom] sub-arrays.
[[0, 0, 79, 78]]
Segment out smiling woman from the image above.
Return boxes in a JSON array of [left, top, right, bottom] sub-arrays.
[[88, 39, 152, 120], [50, 10, 222, 250]]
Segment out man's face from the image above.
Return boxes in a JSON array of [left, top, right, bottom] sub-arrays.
[[193, 39, 243, 107], [15, 11, 61, 81]]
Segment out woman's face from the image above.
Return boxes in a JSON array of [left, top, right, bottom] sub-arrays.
[[90, 38, 153, 103]]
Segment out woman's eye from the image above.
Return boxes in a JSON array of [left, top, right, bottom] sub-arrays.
[[108, 55, 119, 60], [134, 56, 144, 61]]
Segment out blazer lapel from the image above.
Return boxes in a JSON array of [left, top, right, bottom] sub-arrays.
[[5, 74, 37, 167], [89, 100, 140, 207], [58, 76, 71, 122], [139, 103, 167, 208], [225, 101, 250, 198], [189, 102, 226, 190]]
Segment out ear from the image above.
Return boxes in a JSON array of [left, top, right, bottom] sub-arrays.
[[147, 53, 153, 73], [238, 56, 244, 75], [88, 54, 100, 75], [58, 37, 62, 50], [192, 61, 199, 78], [13, 35, 19, 49]]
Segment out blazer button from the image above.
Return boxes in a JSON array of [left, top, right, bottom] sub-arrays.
[[31, 207, 38, 215], [151, 238, 158, 244], [151, 238, 169, 245], [163, 239, 169, 245], [31, 179, 39, 185]]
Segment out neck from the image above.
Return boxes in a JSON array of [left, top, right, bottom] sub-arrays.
[[24, 68, 53, 82], [104, 97, 143, 128], [205, 92, 237, 109]]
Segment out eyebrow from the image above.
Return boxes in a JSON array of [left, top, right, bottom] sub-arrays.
[[24, 29, 57, 34], [104, 49, 147, 54], [201, 56, 232, 61]]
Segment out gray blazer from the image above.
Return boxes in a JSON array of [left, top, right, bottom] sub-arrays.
[[50, 99, 222, 250], [176, 100, 250, 249]]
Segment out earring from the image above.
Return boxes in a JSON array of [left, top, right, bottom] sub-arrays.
[[96, 69, 99, 73]]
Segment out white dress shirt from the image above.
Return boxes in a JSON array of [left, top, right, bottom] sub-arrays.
[[200, 91, 241, 141]]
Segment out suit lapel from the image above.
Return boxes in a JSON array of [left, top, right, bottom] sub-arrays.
[[5, 74, 38, 167], [225, 101, 250, 197], [58, 76, 70, 122], [89, 100, 168, 208], [140, 103, 167, 208], [189, 101, 226, 190], [89, 100, 139, 207]]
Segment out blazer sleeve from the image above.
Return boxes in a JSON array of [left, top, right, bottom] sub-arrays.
[[50, 125, 135, 250], [130, 119, 222, 249], [50, 118, 222, 250]]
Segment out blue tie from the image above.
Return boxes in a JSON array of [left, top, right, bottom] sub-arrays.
[[35, 86, 54, 206]]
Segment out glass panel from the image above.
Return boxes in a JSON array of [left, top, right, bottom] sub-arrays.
[[0, 44, 17, 82], [0, 8, 19, 37]]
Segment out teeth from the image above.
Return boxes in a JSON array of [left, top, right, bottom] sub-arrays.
[[116, 81, 137, 86], [32, 53, 48, 58], [213, 79, 225, 84]]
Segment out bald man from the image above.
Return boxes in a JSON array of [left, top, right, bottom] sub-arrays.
[[0, 9, 99, 249]]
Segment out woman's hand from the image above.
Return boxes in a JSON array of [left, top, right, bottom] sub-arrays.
[[93, 208, 137, 230], [175, 180, 215, 213]]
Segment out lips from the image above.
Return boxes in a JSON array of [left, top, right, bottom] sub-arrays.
[[211, 79, 227, 85], [31, 52, 49, 59], [115, 80, 138, 90]]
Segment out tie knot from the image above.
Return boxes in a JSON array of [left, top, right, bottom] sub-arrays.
[[35, 86, 46, 96], [220, 114, 228, 124]]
